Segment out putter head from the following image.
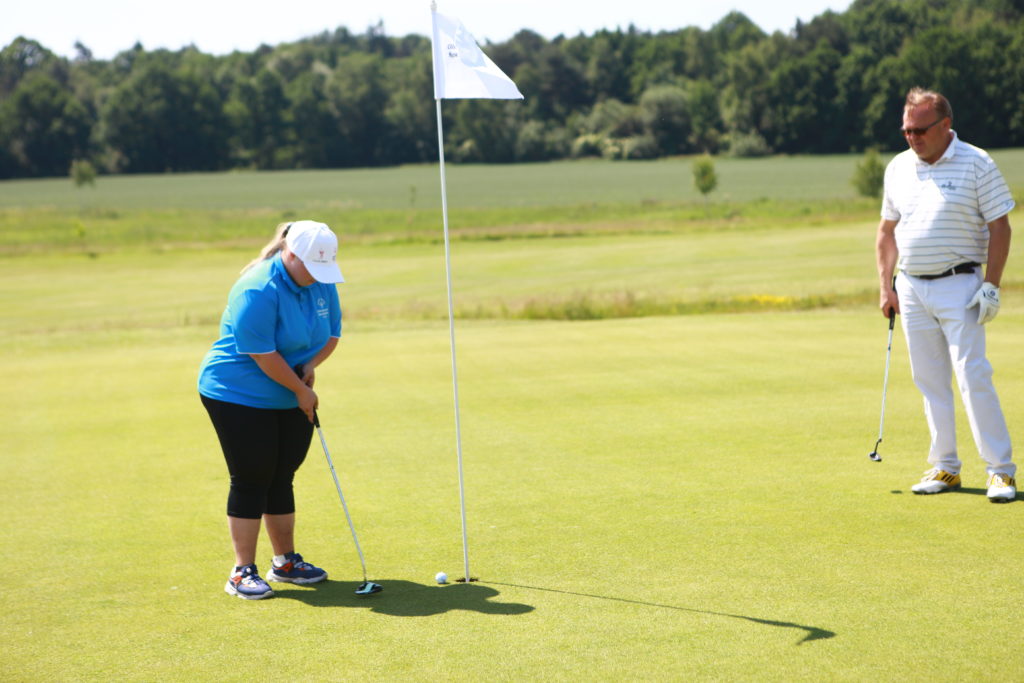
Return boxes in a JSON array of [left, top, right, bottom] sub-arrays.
[[355, 581, 383, 595], [869, 438, 883, 462]]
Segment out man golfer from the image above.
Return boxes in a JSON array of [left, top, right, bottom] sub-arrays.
[[876, 87, 1016, 502]]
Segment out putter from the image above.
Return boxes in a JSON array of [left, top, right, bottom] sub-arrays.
[[868, 308, 896, 462], [297, 366, 382, 595]]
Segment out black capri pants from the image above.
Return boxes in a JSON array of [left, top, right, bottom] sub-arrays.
[[201, 395, 314, 519]]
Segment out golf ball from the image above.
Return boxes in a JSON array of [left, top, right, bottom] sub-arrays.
[[435, 571, 448, 584]]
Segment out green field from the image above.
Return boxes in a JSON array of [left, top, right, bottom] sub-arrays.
[[2, 155, 1023, 680]]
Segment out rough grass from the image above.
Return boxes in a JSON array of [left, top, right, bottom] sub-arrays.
[[0, 198, 882, 255], [0, 156, 884, 210], [2, 151, 1022, 211]]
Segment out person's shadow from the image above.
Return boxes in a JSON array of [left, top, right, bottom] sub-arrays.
[[273, 579, 534, 616], [274, 579, 833, 645]]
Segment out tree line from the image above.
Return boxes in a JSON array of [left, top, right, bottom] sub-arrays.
[[2, 0, 1023, 180]]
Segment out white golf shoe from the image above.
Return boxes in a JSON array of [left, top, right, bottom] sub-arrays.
[[911, 468, 961, 495], [986, 473, 1017, 503]]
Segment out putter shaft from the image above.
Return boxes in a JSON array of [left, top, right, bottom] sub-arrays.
[[314, 414, 370, 583], [870, 310, 896, 461]]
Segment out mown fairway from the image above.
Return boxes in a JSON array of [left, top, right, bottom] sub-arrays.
[[2, 155, 1023, 680]]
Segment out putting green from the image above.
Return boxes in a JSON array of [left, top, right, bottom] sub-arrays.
[[3, 298, 1023, 679]]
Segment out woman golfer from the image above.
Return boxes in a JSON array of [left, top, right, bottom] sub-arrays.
[[198, 220, 344, 599]]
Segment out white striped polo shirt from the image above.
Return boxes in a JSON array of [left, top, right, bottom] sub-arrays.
[[881, 131, 1016, 276]]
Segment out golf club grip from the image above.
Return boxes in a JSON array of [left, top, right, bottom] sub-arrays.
[[887, 274, 897, 330], [293, 363, 320, 426]]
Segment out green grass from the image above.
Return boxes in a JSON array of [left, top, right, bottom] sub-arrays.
[[2, 157, 1024, 680], [3, 156, 874, 210], [3, 152, 1021, 255], [3, 150, 1022, 211], [4, 308, 1024, 680], [0, 197, 883, 256]]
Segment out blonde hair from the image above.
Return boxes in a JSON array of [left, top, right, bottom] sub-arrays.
[[242, 222, 292, 273], [905, 87, 953, 121]]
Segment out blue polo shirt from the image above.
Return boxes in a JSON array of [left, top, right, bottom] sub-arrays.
[[198, 254, 342, 409]]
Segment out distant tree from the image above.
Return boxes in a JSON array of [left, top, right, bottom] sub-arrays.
[[285, 70, 336, 168], [513, 43, 588, 122], [0, 37, 59, 97], [793, 11, 849, 54], [225, 68, 290, 168], [515, 120, 569, 161], [70, 159, 96, 186], [0, 135, 18, 179], [852, 147, 885, 199], [580, 98, 641, 138], [73, 41, 93, 63], [619, 134, 659, 160], [450, 99, 520, 162], [580, 30, 638, 103], [639, 85, 691, 154], [708, 11, 766, 54], [0, 72, 92, 176], [766, 42, 844, 153], [379, 53, 436, 163], [101, 59, 229, 172], [687, 80, 723, 152], [692, 154, 718, 200], [487, 29, 546, 84], [725, 130, 772, 157], [718, 39, 776, 144], [327, 53, 390, 166], [2, 2, 1024, 177], [843, 0, 916, 57]]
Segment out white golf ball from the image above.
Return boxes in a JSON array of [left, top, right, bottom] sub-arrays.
[[435, 571, 448, 584]]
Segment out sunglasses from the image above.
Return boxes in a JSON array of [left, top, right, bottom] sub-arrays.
[[901, 117, 945, 137]]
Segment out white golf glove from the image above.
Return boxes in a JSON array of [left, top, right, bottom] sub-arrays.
[[968, 282, 1000, 324]]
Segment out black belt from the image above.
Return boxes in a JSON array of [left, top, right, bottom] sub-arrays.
[[916, 262, 979, 280]]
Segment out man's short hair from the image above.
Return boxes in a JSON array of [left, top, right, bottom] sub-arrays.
[[905, 87, 953, 121]]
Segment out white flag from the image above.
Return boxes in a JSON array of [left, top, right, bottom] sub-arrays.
[[431, 9, 524, 100]]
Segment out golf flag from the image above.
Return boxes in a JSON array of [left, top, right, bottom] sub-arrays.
[[429, 3, 524, 585], [431, 8, 524, 100]]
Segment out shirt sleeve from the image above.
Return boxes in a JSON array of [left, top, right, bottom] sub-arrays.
[[977, 157, 1016, 223], [231, 287, 278, 354]]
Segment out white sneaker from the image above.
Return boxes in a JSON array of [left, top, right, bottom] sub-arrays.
[[986, 473, 1017, 503], [911, 468, 961, 494]]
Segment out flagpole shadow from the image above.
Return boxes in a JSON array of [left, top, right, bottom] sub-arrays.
[[485, 580, 835, 646]]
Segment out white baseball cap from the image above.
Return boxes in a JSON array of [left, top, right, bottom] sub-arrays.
[[285, 220, 345, 284]]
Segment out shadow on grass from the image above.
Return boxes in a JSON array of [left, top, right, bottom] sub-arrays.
[[487, 581, 834, 646], [891, 487, 1023, 500], [955, 487, 1024, 501], [273, 579, 533, 616], [274, 579, 834, 644]]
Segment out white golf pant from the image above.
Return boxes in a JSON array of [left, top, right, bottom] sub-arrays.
[[896, 270, 1015, 477]]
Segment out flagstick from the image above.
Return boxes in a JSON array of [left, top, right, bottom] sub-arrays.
[[435, 97, 472, 584]]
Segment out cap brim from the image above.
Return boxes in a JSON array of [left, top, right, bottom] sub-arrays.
[[306, 262, 345, 284]]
